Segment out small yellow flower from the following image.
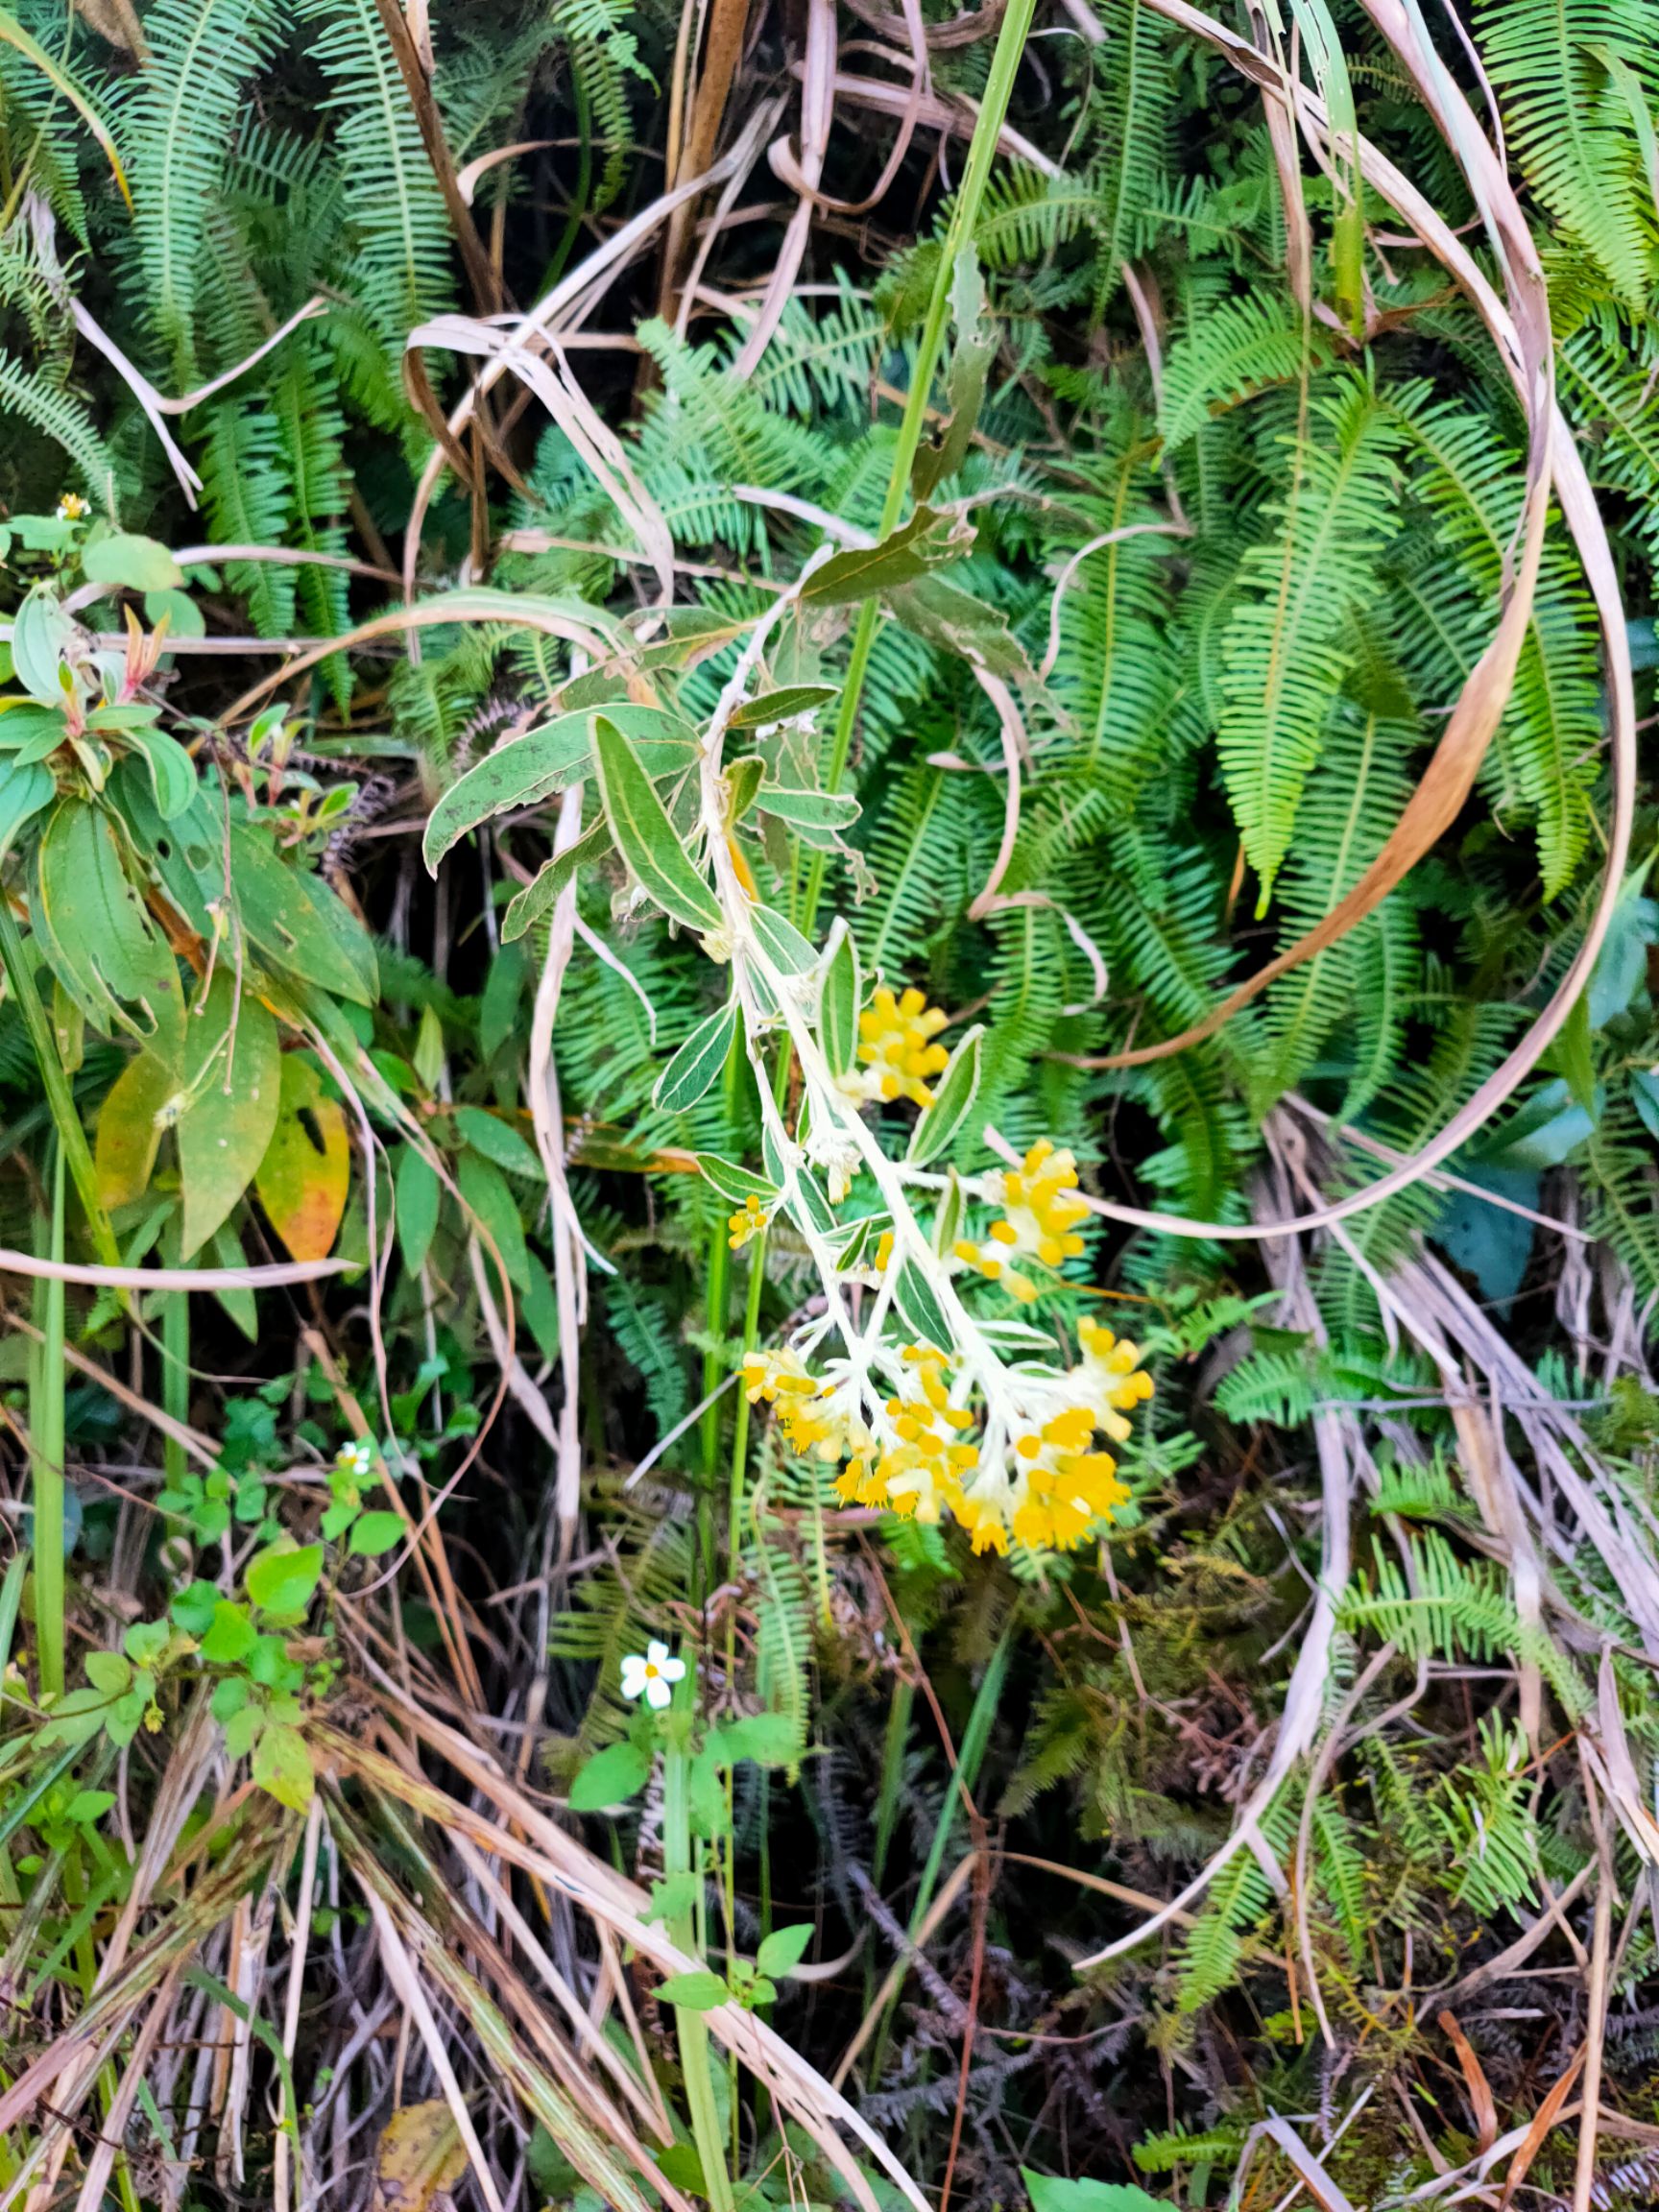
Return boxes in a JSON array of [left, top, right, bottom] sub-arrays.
[[954, 1140, 1090, 1302], [1076, 1316, 1154, 1439], [56, 493, 87, 521], [847, 986, 950, 1108], [728, 1193, 770, 1250]]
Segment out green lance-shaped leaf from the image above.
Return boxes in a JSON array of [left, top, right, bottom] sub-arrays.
[[907, 1024, 984, 1166], [567, 1742, 651, 1811], [590, 713, 723, 933], [501, 819, 613, 942], [748, 902, 819, 976], [696, 1154, 779, 1209], [799, 507, 971, 607], [655, 998, 739, 1113], [727, 685, 840, 730], [755, 786, 861, 832], [34, 800, 185, 1046], [893, 1258, 952, 1349], [819, 924, 862, 1077], [422, 704, 696, 873]]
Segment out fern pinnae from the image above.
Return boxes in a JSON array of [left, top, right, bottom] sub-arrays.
[[120, 0, 284, 375]]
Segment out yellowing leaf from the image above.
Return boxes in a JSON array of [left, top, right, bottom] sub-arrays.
[[255, 1055, 349, 1262], [252, 1719, 314, 1813], [95, 1048, 177, 1210], [374, 2100, 469, 2212], [176, 970, 281, 1259]]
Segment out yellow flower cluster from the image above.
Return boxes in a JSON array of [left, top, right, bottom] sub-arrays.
[[835, 1345, 978, 1524], [743, 1350, 875, 1488], [954, 1140, 1090, 1302], [1077, 1314, 1155, 1438], [956, 1406, 1130, 1555], [745, 1325, 1154, 1557], [850, 986, 950, 1107], [728, 1193, 770, 1250]]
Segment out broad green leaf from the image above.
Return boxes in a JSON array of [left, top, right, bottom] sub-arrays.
[[95, 1048, 176, 1209], [245, 1542, 324, 1617], [819, 926, 861, 1075], [799, 508, 968, 606], [252, 1720, 314, 1812], [254, 1055, 350, 1262], [85, 1650, 132, 1695], [228, 826, 378, 1006], [201, 1600, 257, 1667], [452, 1105, 541, 1180], [501, 819, 612, 942], [396, 1144, 442, 1275], [35, 800, 184, 1046], [654, 998, 739, 1113], [349, 1511, 405, 1557], [756, 1923, 814, 1977], [423, 704, 695, 872], [707, 1712, 800, 1767], [82, 533, 184, 593], [654, 1970, 730, 2011], [907, 1025, 983, 1166], [728, 685, 839, 729], [479, 941, 527, 1060], [117, 724, 196, 821], [456, 1149, 530, 1289], [176, 969, 281, 1259], [1023, 2176, 1166, 2212], [12, 588, 72, 704], [567, 1741, 652, 1811], [590, 713, 722, 932], [0, 758, 55, 859]]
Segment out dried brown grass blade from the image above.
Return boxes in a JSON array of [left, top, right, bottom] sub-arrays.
[[1438, 2011, 1500, 2153]]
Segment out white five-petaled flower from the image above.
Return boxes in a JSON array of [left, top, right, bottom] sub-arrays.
[[336, 1439, 374, 1479], [619, 1640, 685, 1711]]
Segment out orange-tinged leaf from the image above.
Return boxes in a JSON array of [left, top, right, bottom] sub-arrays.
[[255, 1056, 349, 1262], [374, 2100, 468, 2212]]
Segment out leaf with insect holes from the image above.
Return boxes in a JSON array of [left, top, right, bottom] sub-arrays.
[[655, 998, 739, 1113], [591, 713, 722, 932], [906, 1025, 983, 1166], [819, 926, 861, 1075], [255, 1055, 349, 1262], [375, 2102, 469, 2212], [799, 508, 970, 606], [655, 1970, 730, 2011]]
